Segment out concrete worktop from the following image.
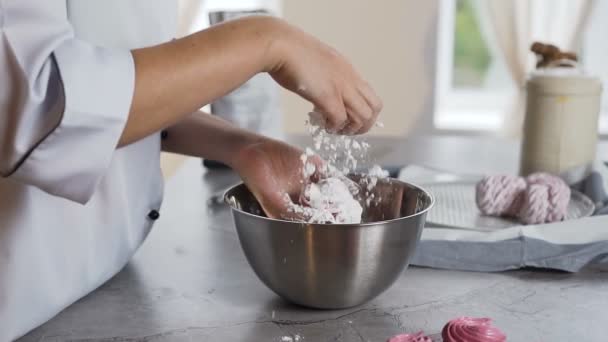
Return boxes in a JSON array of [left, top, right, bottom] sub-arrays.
[[20, 136, 608, 341]]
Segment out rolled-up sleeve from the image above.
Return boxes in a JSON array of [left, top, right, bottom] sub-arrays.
[[0, 0, 134, 204]]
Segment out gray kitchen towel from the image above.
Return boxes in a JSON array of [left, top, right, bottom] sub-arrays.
[[572, 165, 608, 215], [400, 161, 608, 272]]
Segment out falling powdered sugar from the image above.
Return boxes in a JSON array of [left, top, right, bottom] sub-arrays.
[[363, 164, 389, 207], [301, 176, 363, 224], [365, 164, 389, 191], [368, 164, 389, 178], [288, 152, 363, 224], [283, 113, 388, 224]]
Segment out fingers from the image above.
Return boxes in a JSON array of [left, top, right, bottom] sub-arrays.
[[254, 189, 288, 220], [309, 154, 328, 182], [339, 86, 369, 135], [299, 150, 328, 183], [358, 79, 383, 115], [339, 82, 382, 135], [315, 80, 382, 135], [355, 80, 383, 134], [314, 90, 348, 132], [269, 25, 381, 136]]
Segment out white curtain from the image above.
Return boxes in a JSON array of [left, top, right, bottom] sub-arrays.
[[475, 0, 596, 136]]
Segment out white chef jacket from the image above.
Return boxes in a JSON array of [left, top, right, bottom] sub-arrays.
[[0, 1, 176, 340]]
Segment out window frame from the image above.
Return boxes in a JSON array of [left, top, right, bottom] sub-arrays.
[[434, 0, 512, 133], [581, 0, 608, 136], [435, 0, 608, 137]]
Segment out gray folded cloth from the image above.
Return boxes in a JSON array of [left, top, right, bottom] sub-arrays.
[[399, 161, 608, 273], [571, 165, 608, 215]]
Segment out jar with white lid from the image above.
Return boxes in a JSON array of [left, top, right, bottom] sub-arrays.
[[520, 70, 603, 184]]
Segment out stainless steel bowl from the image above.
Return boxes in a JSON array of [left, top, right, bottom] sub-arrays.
[[225, 177, 433, 309]]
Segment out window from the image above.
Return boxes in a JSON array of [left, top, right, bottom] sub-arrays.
[[452, 0, 491, 88], [436, 0, 608, 134], [435, 0, 514, 132], [582, 0, 608, 134]]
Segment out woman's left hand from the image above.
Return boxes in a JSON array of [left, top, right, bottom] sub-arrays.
[[162, 113, 323, 219], [231, 138, 323, 220]]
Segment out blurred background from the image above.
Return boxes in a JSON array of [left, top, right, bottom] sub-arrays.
[[162, 0, 608, 176]]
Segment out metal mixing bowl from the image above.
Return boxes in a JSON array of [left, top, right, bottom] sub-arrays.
[[224, 177, 433, 309]]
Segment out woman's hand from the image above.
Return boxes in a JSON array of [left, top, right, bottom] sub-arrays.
[[162, 112, 325, 220], [230, 137, 323, 220], [265, 19, 383, 135]]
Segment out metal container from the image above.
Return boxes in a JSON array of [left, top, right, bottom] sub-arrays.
[[224, 177, 433, 309], [208, 9, 283, 141], [203, 9, 284, 169], [520, 73, 603, 183]]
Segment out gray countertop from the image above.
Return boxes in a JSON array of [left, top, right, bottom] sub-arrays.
[[21, 136, 608, 341]]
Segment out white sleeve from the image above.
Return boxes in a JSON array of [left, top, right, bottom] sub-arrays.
[[0, 0, 134, 204]]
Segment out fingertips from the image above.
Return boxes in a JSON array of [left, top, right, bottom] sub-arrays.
[[312, 160, 329, 183], [355, 80, 383, 134], [315, 92, 348, 132], [355, 110, 378, 134], [257, 191, 290, 219], [338, 119, 362, 135], [302, 152, 328, 183], [311, 81, 381, 136], [358, 79, 383, 115], [341, 87, 373, 135]]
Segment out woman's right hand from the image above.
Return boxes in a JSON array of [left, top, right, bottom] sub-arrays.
[[264, 18, 383, 135]]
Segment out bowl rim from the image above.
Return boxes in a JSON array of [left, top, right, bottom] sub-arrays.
[[224, 178, 435, 228]]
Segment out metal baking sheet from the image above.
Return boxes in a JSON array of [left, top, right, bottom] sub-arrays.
[[424, 182, 595, 231]]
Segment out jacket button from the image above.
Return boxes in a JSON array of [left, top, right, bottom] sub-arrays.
[[148, 210, 160, 220]]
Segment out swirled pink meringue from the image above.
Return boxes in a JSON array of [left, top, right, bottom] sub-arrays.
[[387, 332, 433, 342], [442, 317, 506, 342]]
